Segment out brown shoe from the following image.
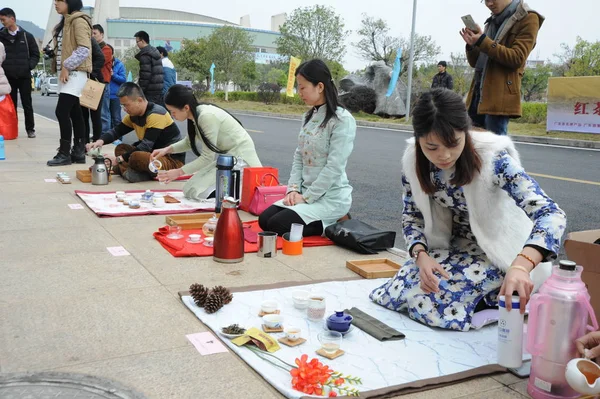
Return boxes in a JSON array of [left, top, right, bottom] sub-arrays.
[[337, 213, 352, 222]]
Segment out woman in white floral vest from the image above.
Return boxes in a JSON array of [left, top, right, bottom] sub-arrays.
[[259, 59, 357, 237], [370, 89, 567, 331]]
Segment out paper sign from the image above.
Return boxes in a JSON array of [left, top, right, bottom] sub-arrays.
[[186, 332, 228, 356], [68, 204, 84, 210], [44, 179, 57, 183], [106, 246, 130, 257]]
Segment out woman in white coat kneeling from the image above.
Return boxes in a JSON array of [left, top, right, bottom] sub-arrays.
[[258, 59, 357, 237], [370, 89, 567, 331]]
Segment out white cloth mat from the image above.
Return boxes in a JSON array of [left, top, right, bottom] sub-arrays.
[[75, 190, 215, 216], [182, 279, 529, 398]]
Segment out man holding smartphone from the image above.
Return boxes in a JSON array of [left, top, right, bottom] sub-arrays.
[[460, 0, 543, 135]]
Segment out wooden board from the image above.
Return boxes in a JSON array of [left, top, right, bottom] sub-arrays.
[[165, 213, 215, 230], [346, 258, 402, 279], [76, 169, 112, 183], [278, 337, 306, 347], [316, 348, 345, 359]]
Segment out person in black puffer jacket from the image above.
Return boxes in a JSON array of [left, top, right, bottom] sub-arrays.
[[78, 36, 104, 156], [134, 31, 163, 104], [0, 8, 40, 138]]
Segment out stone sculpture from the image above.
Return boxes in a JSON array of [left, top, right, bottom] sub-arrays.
[[339, 61, 407, 118]]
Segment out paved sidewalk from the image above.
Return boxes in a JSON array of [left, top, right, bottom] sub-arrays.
[[0, 112, 531, 398]]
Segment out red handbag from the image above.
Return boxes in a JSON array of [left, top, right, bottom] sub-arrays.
[[240, 167, 279, 212], [248, 174, 287, 215]]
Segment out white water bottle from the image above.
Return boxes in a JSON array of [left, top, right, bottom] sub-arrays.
[[497, 292, 524, 368]]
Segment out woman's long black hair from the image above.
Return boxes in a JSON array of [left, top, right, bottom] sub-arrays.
[[164, 84, 244, 156], [295, 59, 343, 128], [411, 88, 482, 194], [53, 0, 84, 38]]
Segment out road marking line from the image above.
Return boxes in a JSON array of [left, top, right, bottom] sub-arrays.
[[529, 172, 600, 186], [31, 111, 59, 124], [235, 113, 600, 151]]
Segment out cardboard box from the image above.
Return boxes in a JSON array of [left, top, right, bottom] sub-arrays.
[[564, 229, 600, 325]]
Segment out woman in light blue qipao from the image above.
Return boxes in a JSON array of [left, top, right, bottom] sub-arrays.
[[370, 89, 567, 331], [258, 59, 356, 237]]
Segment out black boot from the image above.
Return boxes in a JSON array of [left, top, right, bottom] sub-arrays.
[[47, 140, 72, 166], [70, 138, 86, 164]]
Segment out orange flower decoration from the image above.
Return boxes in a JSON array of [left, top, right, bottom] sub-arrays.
[[290, 354, 333, 396]]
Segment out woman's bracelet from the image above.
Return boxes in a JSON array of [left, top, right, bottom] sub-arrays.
[[508, 265, 530, 275], [517, 253, 536, 268]]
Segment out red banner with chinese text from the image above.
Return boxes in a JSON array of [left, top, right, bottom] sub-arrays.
[[547, 77, 600, 134]]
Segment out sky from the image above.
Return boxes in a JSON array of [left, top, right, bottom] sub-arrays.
[[9, 0, 600, 71]]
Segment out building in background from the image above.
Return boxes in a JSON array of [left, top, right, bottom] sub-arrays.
[[43, 0, 286, 64]]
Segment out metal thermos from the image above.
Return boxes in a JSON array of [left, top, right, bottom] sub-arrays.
[[91, 156, 112, 185], [213, 197, 244, 264], [215, 155, 240, 213], [257, 232, 278, 258]]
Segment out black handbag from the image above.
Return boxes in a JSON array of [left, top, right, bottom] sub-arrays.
[[324, 220, 396, 255]]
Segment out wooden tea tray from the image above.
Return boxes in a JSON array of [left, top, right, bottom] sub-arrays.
[[76, 169, 112, 183], [346, 258, 401, 279], [165, 213, 215, 230]]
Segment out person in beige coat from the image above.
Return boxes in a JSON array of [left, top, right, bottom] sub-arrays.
[[45, 0, 92, 166], [151, 84, 262, 200], [0, 42, 11, 96]]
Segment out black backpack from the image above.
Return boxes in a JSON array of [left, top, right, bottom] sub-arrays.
[[90, 37, 105, 83]]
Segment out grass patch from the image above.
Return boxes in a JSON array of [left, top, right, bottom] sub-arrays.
[[508, 122, 600, 142], [208, 99, 598, 142]]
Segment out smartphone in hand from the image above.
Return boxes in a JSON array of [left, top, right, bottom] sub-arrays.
[[461, 15, 480, 33]]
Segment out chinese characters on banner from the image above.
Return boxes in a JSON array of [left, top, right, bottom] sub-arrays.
[[547, 77, 600, 134], [286, 56, 301, 97]]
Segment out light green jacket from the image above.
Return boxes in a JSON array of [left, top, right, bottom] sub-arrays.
[[170, 104, 262, 200], [274, 106, 356, 228]]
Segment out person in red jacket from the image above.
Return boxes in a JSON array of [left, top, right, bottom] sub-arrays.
[[92, 24, 113, 132]]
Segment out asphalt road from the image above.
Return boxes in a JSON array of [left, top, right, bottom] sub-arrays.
[[28, 93, 600, 253]]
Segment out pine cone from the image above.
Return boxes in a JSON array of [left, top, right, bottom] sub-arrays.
[[204, 292, 224, 314], [211, 285, 233, 305], [189, 283, 210, 307]]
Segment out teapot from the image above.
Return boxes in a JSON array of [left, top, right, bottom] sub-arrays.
[[91, 156, 112, 185], [326, 310, 353, 333]]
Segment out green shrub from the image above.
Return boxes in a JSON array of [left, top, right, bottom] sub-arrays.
[[514, 102, 547, 124], [280, 94, 305, 105]]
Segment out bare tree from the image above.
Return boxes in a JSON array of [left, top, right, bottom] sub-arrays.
[[353, 15, 440, 77], [353, 14, 400, 66], [449, 52, 475, 97]]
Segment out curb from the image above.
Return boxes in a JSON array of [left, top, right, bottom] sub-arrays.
[[229, 109, 600, 150]]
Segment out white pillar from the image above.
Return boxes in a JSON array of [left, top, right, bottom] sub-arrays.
[[405, 0, 418, 121], [42, 2, 61, 49], [93, 0, 120, 40]]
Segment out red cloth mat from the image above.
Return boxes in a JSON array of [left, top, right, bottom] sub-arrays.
[[153, 220, 333, 257]]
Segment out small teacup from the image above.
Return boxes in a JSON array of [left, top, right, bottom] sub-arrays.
[[260, 300, 279, 314], [188, 234, 202, 243], [129, 200, 140, 209], [115, 191, 125, 198], [116, 194, 125, 202], [284, 326, 301, 341], [153, 196, 165, 207], [149, 159, 162, 174]]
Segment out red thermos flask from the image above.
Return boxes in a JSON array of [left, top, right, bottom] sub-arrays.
[[213, 197, 244, 263]]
